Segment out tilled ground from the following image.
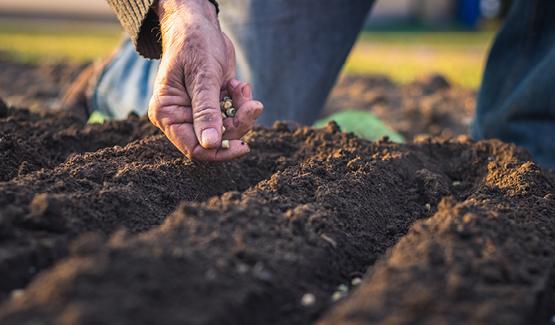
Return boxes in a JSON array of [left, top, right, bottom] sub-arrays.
[[0, 98, 554, 324], [0, 61, 474, 140]]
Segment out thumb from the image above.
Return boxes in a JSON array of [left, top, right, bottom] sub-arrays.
[[190, 70, 223, 149]]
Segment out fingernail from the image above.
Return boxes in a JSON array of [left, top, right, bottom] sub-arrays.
[[201, 128, 219, 148], [230, 79, 240, 88], [242, 84, 252, 98]]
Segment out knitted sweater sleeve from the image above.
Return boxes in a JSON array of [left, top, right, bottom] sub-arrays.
[[106, 0, 220, 59], [106, 0, 162, 59]]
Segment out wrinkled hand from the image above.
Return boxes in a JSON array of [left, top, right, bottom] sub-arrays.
[[149, 0, 263, 160]]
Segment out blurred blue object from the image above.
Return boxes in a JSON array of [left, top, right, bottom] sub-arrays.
[[459, 0, 481, 27]]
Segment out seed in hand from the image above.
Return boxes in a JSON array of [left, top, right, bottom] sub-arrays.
[[226, 107, 237, 117], [220, 96, 233, 110], [220, 96, 237, 118], [221, 140, 230, 149]]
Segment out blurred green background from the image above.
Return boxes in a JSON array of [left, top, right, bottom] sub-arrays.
[[0, 20, 496, 89], [0, 19, 497, 89]]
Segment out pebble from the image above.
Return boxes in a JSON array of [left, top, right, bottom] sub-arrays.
[[10, 289, 24, 299], [424, 203, 431, 211], [337, 284, 349, 293], [236, 263, 249, 274], [331, 291, 345, 302], [320, 234, 337, 248], [351, 277, 362, 286], [301, 293, 315, 306]]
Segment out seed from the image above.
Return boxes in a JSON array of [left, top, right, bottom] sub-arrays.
[[221, 140, 230, 149], [236, 263, 249, 274], [337, 284, 348, 293], [425, 203, 431, 211], [10, 289, 24, 299], [226, 107, 237, 117], [351, 277, 362, 286], [301, 293, 315, 306], [220, 97, 232, 111], [222, 112, 227, 118], [222, 126, 226, 133], [331, 291, 344, 302]]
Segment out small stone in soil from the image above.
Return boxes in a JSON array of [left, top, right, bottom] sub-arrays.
[[337, 284, 349, 293], [301, 293, 316, 306], [10, 290, 24, 299], [320, 233, 337, 248], [332, 291, 345, 302]]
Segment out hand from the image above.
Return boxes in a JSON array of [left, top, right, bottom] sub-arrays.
[[148, 0, 263, 160]]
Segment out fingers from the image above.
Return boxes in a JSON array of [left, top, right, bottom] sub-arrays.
[[190, 69, 223, 150], [223, 100, 264, 139], [191, 140, 250, 161], [226, 79, 252, 108], [166, 123, 250, 161], [221, 80, 263, 139], [148, 54, 192, 130], [148, 103, 193, 130]]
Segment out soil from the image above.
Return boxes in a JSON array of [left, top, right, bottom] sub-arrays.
[[0, 62, 554, 325], [324, 73, 476, 140], [0, 60, 86, 111], [0, 61, 474, 140]]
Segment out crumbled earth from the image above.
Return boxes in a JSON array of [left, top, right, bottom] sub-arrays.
[[0, 102, 553, 324], [0, 62, 553, 324], [325, 74, 476, 140], [0, 61, 85, 111], [0, 61, 473, 140]]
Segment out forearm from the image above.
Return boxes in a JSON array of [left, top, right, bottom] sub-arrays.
[[106, 0, 219, 59]]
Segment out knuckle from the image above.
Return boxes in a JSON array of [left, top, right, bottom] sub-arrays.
[[187, 152, 197, 160], [148, 100, 162, 128], [193, 104, 219, 123]]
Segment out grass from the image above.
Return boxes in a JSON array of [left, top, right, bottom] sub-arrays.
[[0, 19, 497, 88], [0, 19, 122, 63], [344, 31, 496, 88]]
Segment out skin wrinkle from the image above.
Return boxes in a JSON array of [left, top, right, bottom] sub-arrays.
[[147, 0, 261, 160]]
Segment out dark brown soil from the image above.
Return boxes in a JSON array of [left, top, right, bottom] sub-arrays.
[[0, 61, 85, 111], [0, 62, 553, 324], [325, 74, 475, 140], [0, 104, 553, 324], [0, 61, 472, 140]]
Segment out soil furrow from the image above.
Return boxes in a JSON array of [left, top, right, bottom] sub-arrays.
[[0, 105, 158, 182], [319, 156, 555, 324], [0, 124, 529, 325], [0, 122, 313, 296]]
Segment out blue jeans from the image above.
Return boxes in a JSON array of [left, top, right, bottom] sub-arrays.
[[470, 0, 555, 168], [93, 0, 555, 168]]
